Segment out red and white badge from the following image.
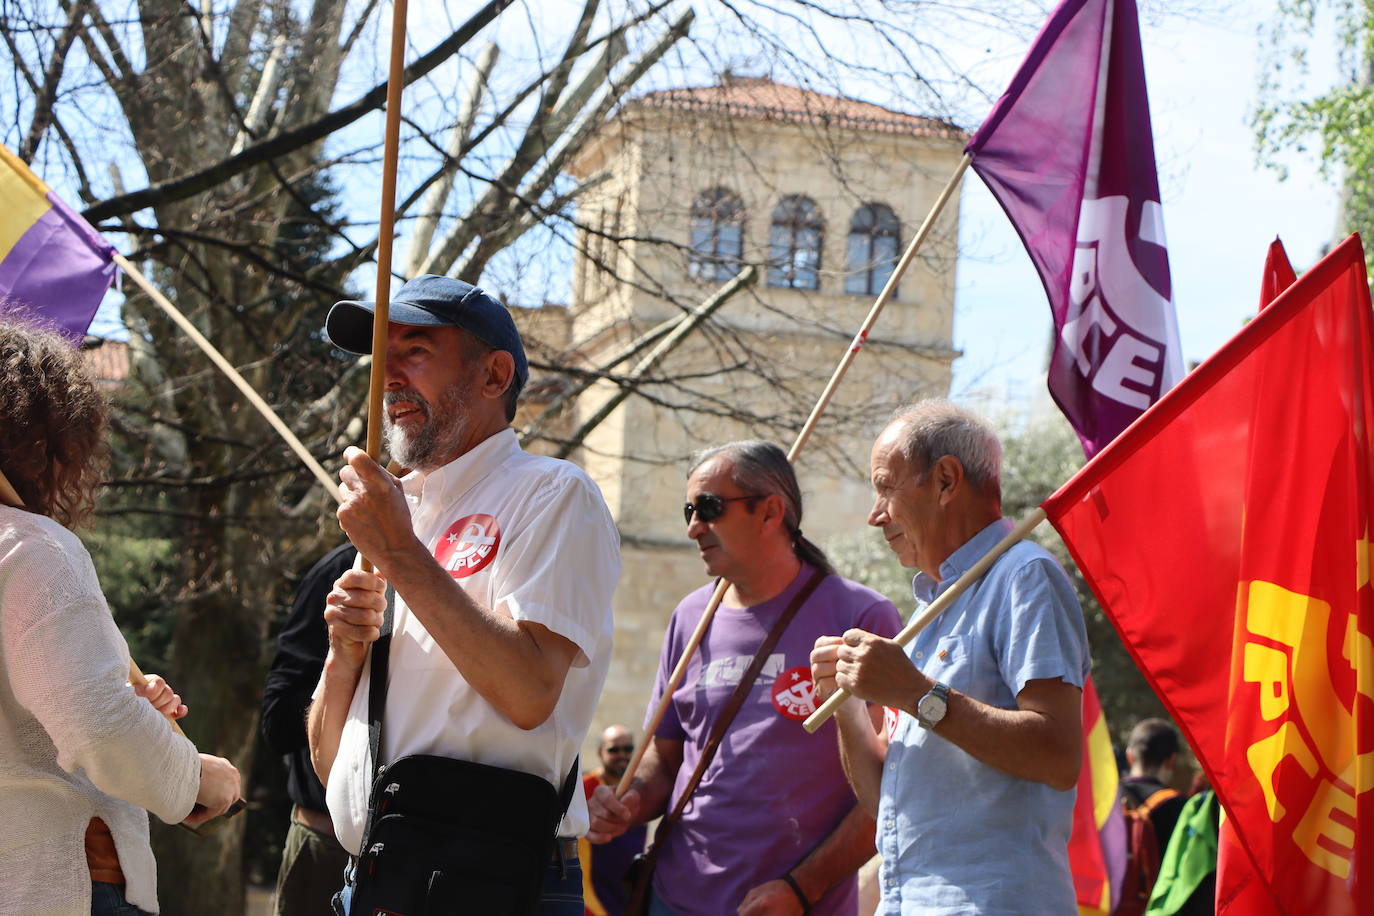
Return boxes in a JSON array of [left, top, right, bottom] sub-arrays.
[[770, 666, 819, 721], [884, 705, 900, 739], [434, 513, 501, 579]]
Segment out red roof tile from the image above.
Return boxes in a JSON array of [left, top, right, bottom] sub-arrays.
[[81, 337, 129, 385], [632, 76, 964, 140]]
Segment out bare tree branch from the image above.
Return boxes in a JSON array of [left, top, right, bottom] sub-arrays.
[[81, 0, 511, 222], [555, 265, 757, 459], [403, 40, 500, 276], [18, 0, 89, 161]]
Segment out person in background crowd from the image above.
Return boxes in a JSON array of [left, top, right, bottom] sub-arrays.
[[0, 319, 241, 916], [580, 725, 646, 916], [1122, 718, 1187, 849], [589, 439, 902, 916], [262, 543, 357, 915]]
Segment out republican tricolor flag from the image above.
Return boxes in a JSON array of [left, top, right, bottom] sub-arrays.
[[0, 144, 116, 340], [1070, 677, 1127, 914]]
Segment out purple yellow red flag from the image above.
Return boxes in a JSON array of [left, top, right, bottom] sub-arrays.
[[1069, 676, 1126, 914], [966, 0, 1183, 456], [1043, 234, 1373, 914], [0, 144, 116, 340]]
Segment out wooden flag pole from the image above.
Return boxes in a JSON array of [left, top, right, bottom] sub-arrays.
[[802, 507, 1047, 733], [111, 253, 341, 503], [359, 0, 410, 575], [789, 152, 971, 460], [616, 152, 973, 795]]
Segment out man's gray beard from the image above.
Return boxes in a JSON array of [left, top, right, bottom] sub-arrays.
[[384, 384, 469, 471]]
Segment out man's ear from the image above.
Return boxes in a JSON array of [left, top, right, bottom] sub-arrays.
[[481, 349, 516, 401], [759, 492, 786, 528], [931, 455, 965, 505]]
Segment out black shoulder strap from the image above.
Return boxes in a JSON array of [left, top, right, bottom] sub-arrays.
[[366, 586, 396, 784], [555, 755, 579, 833]]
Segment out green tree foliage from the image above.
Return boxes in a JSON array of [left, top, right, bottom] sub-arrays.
[[1255, 0, 1374, 268]]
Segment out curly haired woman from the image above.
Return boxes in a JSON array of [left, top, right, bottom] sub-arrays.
[[0, 319, 241, 916]]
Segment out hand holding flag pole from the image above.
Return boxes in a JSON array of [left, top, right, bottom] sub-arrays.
[[802, 508, 1046, 732], [616, 152, 972, 794]]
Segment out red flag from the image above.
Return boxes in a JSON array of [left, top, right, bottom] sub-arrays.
[[1259, 237, 1297, 311], [1042, 234, 1374, 914]]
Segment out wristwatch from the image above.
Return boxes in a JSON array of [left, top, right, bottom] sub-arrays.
[[916, 681, 951, 730]]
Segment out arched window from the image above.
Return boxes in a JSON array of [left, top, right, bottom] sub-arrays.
[[767, 195, 823, 290], [845, 203, 901, 297], [688, 187, 744, 282], [579, 195, 623, 299]]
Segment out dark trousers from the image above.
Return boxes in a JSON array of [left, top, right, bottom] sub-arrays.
[[333, 840, 584, 914], [275, 819, 351, 916], [90, 882, 149, 916]]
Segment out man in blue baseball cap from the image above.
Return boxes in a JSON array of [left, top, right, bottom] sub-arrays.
[[308, 274, 621, 914], [326, 273, 529, 419]]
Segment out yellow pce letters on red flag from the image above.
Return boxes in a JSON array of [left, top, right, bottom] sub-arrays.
[[1237, 571, 1372, 882]]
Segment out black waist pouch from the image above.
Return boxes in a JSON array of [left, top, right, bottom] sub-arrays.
[[348, 754, 566, 916]]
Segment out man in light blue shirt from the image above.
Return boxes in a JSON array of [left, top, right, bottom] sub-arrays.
[[811, 400, 1090, 914]]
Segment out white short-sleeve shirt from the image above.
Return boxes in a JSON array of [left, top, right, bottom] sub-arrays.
[[325, 429, 620, 854]]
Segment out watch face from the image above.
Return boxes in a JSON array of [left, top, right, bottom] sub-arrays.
[[917, 692, 947, 726]]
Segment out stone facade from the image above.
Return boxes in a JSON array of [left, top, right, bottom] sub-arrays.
[[519, 77, 966, 760]]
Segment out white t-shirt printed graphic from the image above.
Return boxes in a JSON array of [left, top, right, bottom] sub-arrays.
[[697, 652, 786, 688], [323, 429, 620, 855]]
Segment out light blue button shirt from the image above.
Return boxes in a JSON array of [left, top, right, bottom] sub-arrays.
[[876, 519, 1091, 915]]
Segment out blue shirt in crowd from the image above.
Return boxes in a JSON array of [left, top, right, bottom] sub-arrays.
[[876, 518, 1092, 915]]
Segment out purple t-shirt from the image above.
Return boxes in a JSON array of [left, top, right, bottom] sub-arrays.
[[647, 566, 902, 916]]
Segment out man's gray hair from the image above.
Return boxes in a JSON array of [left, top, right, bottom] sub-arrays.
[[888, 399, 1002, 493], [689, 439, 835, 575]]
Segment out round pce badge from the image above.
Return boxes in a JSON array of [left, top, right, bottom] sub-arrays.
[[770, 666, 819, 721], [434, 513, 501, 579]]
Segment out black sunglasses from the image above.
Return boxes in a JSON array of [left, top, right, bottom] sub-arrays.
[[604, 744, 634, 754], [682, 493, 760, 525]]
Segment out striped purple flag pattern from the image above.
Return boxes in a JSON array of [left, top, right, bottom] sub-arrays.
[[0, 145, 116, 341]]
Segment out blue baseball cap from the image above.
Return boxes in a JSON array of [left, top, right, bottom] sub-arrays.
[[325, 274, 528, 388]]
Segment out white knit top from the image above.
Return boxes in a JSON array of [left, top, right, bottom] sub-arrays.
[[0, 506, 200, 915]]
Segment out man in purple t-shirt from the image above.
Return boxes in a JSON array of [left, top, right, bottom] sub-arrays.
[[588, 441, 901, 916]]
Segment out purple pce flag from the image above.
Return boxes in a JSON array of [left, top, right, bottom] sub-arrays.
[[966, 0, 1183, 456], [0, 144, 116, 343]]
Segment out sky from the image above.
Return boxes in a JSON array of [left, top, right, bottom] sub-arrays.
[[948, 1, 1343, 408], [82, 0, 1347, 420]]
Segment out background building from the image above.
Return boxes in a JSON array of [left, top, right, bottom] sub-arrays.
[[516, 75, 967, 754]]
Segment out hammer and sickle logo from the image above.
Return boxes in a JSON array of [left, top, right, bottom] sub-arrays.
[[434, 513, 502, 579]]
